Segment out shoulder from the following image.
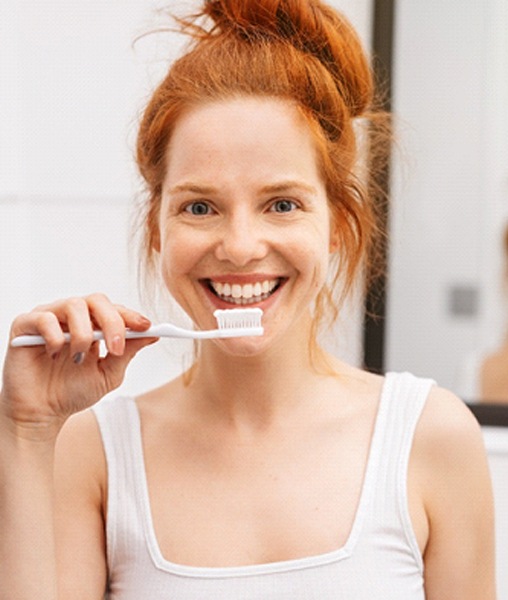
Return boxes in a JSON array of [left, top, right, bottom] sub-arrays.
[[411, 384, 492, 519], [413, 385, 486, 475], [54, 407, 111, 593], [418, 384, 480, 432], [482, 346, 508, 380], [411, 387, 496, 597], [55, 406, 107, 500], [57, 404, 105, 454]]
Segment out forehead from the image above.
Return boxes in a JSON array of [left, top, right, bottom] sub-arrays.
[[163, 96, 323, 186]]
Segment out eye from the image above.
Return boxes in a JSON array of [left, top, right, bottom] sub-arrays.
[[270, 199, 299, 213], [184, 201, 213, 216]]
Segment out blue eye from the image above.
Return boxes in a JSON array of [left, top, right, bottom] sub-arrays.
[[270, 199, 298, 213], [184, 201, 211, 216]]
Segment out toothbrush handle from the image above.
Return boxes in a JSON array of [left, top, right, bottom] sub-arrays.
[[9, 323, 262, 347], [10, 328, 161, 348], [10, 331, 104, 348]]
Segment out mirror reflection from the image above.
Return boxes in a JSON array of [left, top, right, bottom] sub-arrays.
[[385, 0, 508, 408], [454, 224, 508, 404]]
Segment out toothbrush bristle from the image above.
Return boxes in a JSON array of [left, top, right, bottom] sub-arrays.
[[213, 308, 263, 330]]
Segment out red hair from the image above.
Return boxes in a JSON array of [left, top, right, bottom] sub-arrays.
[[136, 0, 389, 331]]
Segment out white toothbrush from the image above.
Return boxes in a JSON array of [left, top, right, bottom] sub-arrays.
[[10, 308, 264, 347]]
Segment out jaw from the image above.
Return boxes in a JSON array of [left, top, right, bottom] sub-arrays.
[[168, 266, 323, 352]]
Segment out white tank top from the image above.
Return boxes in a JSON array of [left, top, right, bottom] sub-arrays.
[[92, 371, 434, 599]]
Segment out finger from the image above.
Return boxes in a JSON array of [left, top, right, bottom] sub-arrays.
[[98, 337, 157, 390], [33, 296, 151, 332], [28, 297, 95, 357], [86, 294, 152, 357], [10, 311, 67, 357], [85, 293, 127, 357], [114, 305, 152, 332], [60, 297, 96, 358]]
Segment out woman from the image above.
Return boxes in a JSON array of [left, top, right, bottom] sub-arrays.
[[455, 223, 508, 403], [0, 1, 495, 598]]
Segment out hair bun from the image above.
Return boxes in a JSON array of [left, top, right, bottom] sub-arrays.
[[199, 0, 372, 116]]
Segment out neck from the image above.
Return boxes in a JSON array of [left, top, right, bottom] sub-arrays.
[[185, 318, 339, 430]]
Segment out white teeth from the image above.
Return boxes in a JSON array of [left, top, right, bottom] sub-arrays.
[[243, 283, 254, 299], [209, 278, 280, 304]]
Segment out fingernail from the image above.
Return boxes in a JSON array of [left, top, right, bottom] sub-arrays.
[[111, 335, 123, 355], [73, 352, 86, 365]]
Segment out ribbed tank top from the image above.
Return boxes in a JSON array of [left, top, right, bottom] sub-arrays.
[[92, 371, 434, 599]]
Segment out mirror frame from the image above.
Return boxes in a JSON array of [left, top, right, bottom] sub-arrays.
[[466, 403, 508, 427]]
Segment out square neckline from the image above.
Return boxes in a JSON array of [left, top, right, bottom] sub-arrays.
[[127, 372, 396, 578]]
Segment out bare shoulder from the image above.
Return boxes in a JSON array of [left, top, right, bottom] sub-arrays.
[[53, 407, 110, 595], [412, 385, 489, 494], [57, 406, 104, 454], [411, 386, 496, 598], [414, 385, 486, 462], [55, 406, 106, 494], [411, 389, 496, 597]]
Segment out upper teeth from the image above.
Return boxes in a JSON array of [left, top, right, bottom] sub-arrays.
[[210, 279, 279, 302]]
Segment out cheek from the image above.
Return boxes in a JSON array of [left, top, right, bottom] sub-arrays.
[[158, 226, 213, 308], [160, 224, 199, 272], [287, 228, 331, 290], [159, 235, 190, 296]]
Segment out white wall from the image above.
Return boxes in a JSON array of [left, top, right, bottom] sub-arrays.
[[0, 0, 372, 396]]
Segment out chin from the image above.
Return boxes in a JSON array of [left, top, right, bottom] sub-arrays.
[[208, 335, 271, 358]]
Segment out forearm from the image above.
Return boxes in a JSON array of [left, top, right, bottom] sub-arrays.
[[0, 420, 59, 600], [0, 294, 148, 599]]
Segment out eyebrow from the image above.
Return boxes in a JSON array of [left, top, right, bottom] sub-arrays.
[[259, 181, 318, 195], [168, 180, 318, 196]]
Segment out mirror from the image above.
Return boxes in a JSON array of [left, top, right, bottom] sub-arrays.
[[378, 0, 508, 411]]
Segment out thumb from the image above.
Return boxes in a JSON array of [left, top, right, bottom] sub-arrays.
[[98, 337, 158, 391]]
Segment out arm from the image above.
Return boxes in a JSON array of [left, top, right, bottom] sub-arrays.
[[54, 411, 109, 598], [415, 387, 496, 599], [0, 415, 108, 600], [0, 423, 60, 599], [0, 294, 154, 599]]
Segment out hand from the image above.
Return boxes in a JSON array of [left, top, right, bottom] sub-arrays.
[[0, 293, 156, 439]]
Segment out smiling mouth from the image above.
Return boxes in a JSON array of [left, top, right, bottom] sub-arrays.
[[206, 278, 283, 305]]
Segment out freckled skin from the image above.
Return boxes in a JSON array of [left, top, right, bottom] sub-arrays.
[[158, 97, 334, 355]]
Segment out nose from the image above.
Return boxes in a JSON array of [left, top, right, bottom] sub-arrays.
[[215, 210, 268, 267]]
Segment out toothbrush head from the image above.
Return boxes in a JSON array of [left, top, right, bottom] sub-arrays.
[[213, 308, 264, 337]]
